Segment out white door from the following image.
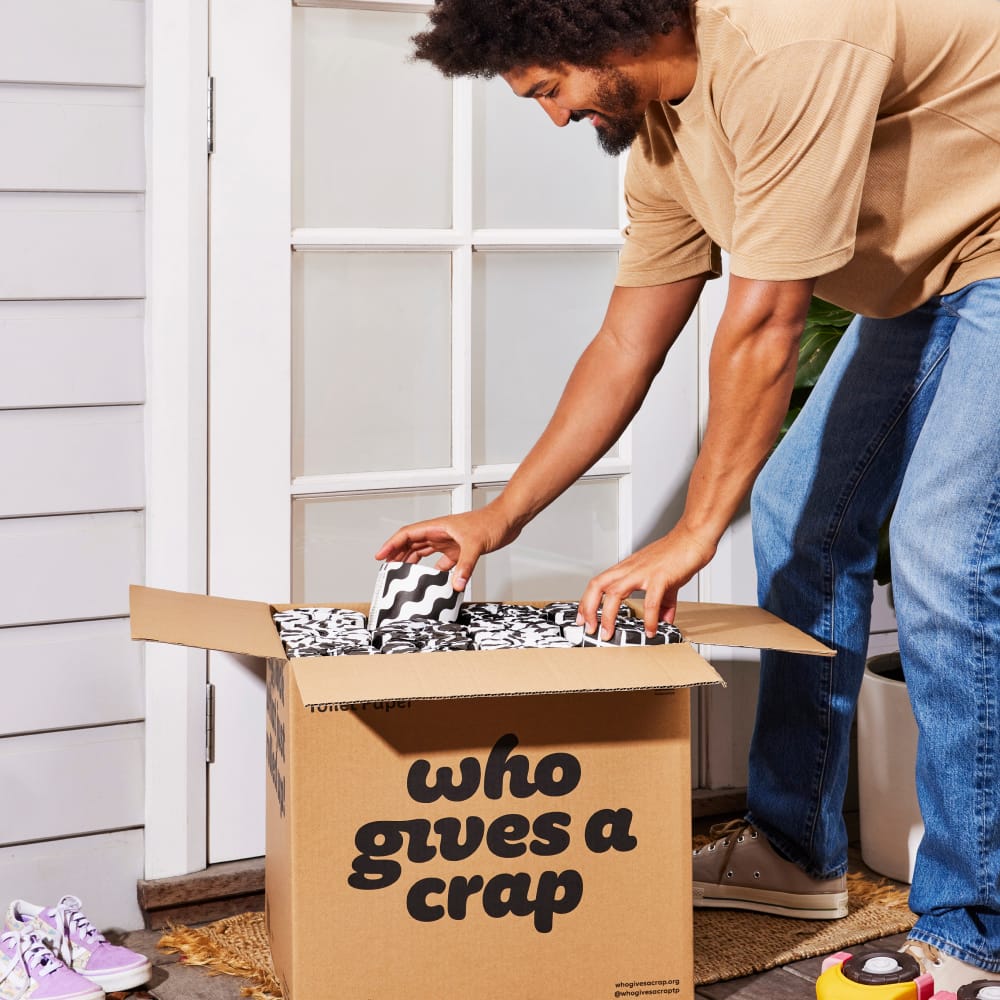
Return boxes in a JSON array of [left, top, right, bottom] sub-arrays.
[[206, 0, 746, 863]]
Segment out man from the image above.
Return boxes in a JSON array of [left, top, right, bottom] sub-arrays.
[[376, 0, 1000, 987]]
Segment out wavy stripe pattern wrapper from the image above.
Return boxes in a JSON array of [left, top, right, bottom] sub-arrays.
[[369, 561, 464, 630]]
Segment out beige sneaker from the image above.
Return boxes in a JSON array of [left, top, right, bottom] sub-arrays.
[[900, 939, 1000, 995], [692, 821, 848, 919]]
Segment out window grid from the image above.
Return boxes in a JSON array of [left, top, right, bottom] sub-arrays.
[[289, 0, 633, 564]]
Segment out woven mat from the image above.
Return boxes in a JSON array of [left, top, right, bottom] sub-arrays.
[[693, 869, 915, 985], [158, 869, 915, 997]]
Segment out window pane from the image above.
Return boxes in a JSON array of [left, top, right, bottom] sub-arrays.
[[472, 77, 620, 230], [293, 491, 451, 603], [293, 8, 452, 228], [472, 250, 620, 466], [292, 251, 453, 477], [471, 479, 619, 600]]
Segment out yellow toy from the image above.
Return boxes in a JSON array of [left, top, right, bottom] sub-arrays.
[[816, 950, 934, 1000]]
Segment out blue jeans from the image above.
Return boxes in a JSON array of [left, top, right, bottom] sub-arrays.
[[746, 278, 1000, 970]]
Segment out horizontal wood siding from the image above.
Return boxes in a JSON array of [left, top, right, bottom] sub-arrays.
[[0, 407, 144, 516], [0, 620, 143, 736], [0, 194, 144, 300], [0, 300, 144, 408], [0, 725, 145, 845], [0, 1, 144, 87], [0, 85, 144, 192], [0, 831, 144, 930], [0, 512, 144, 627], [0, 0, 149, 931]]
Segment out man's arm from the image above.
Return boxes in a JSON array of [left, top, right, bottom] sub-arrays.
[[375, 275, 708, 585], [578, 274, 816, 637]]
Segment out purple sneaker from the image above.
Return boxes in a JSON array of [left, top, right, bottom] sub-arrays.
[[6, 898, 150, 993], [0, 928, 104, 1000]]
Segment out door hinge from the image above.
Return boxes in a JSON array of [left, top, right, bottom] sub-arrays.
[[207, 76, 216, 155], [206, 682, 216, 764]]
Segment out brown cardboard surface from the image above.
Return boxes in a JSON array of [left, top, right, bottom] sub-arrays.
[[291, 640, 722, 706], [129, 585, 285, 660], [673, 600, 835, 656], [278, 689, 693, 1000], [131, 585, 835, 1000], [263, 659, 292, 1000]]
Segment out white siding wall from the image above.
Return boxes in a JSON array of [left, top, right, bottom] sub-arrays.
[[0, 0, 147, 930]]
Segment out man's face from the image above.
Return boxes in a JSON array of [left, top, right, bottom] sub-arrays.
[[503, 64, 648, 156]]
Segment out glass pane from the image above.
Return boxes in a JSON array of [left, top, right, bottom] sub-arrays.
[[472, 77, 620, 229], [471, 479, 619, 600], [292, 251, 453, 477], [472, 251, 620, 466], [293, 491, 451, 602], [293, 8, 452, 228]]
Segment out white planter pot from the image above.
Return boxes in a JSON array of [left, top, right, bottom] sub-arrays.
[[857, 652, 924, 883]]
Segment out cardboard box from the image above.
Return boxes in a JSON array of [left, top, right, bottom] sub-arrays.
[[130, 586, 832, 1000]]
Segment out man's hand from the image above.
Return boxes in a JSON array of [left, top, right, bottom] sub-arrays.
[[374, 504, 522, 592], [577, 523, 718, 638]]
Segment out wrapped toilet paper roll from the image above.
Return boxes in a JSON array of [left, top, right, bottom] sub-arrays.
[[369, 561, 464, 630]]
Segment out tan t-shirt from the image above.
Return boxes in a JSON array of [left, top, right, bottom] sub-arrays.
[[616, 0, 1000, 317]]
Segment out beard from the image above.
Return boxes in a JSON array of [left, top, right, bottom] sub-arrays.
[[584, 68, 646, 156]]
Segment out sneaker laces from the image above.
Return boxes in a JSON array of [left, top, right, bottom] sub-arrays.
[[51, 897, 106, 964], [0, 930, 62, 995], [693, 819, 758, 857]]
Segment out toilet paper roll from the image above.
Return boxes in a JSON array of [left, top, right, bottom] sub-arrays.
[[369, 561, 464, 630]]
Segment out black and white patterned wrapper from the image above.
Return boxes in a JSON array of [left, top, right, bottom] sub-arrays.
[[373, 618, 472, 654], [542, 602, 582, 627], [369, 561, 464, 630], [273, 607, 366, 630], [563, 621, 684, 647], [286, 639, 376, 657], [474, 633, 522, 650], [274, 595, 682, 656], [274, 608, 372, 658]]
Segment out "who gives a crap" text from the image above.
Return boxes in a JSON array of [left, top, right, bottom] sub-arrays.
[[347, 734, 637, 932]]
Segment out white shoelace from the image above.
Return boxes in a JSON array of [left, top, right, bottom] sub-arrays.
[[0, 930, 60, 999], [49, 897, 106, 965]]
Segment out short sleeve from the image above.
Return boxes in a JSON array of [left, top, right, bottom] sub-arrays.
[[616, 151, 722, 287], [720, 39, 894, 280]]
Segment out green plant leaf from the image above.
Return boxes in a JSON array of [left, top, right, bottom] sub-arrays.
[[805, 298, 855, 328], [776, 297, 854, 444], [796, 326, 843, 388]]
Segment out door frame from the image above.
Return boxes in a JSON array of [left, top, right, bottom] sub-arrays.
[[142, 0, 758, 878], [143, 0, 210, 879]]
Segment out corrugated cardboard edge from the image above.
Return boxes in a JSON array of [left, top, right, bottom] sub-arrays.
[[290, 641, 724, 707], [129, 585, 286, 660]]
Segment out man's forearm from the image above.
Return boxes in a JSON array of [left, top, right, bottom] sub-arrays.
[[495, 338, 656, 527], [679, 276, 814, 547], [491, 278, 706, 530]]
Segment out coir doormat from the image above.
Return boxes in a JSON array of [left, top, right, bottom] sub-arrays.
[[693, 869, 915, 985], [158, 870, 915, 996]]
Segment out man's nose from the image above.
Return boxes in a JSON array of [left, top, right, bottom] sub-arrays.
[[536, 96, 572, 127]]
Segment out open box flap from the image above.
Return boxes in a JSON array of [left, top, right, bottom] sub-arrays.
[[290, 641, 725, 707], [672, 601, 834, 656], [129, 585, 285, 660]]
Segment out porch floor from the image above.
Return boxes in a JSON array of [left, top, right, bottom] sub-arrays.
[[122, 810, 911, 1000], [119, 924, 911, 1000]]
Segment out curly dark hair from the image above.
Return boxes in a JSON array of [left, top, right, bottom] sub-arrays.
[[412, 0, 691, 78]]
